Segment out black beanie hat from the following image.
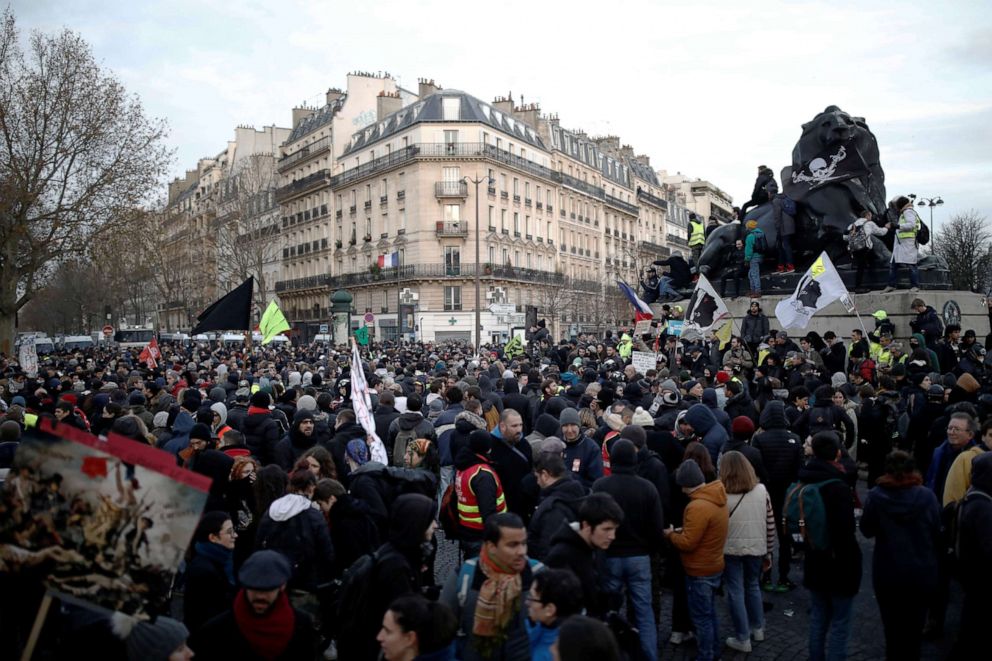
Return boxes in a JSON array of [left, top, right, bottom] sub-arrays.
[[609, 439, 637, 469], [251, 392, 270, 408], [468, 429, 492, 455]]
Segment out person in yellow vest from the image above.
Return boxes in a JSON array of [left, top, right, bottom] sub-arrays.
[[883, 195, 921, 293], [454, 428, 507, 558], [688, 213, 706, 269], [617, 333, 633, 360], [875, 335, 894, 372]]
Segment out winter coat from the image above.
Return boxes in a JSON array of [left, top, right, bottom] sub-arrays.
[[272, 413, 319, 472], [163, 411, 195, 457], [861, 476, 941, 592], [242, 409, 282, 466], [562, 433, 604, 489], [388, 411, 437, 465], [772, 195, 795, 236], [667, 480, 729, 576], [724, 483, 774, 557], [490, 433, 534, 518], [325, 421, 367, 485], [685, 404, 729, 466], [719, 438, 769, 485], [744, 228, 766, 261], [723, 390, 757, 425], [502, 379, 534, 435], [545, 522, 609, 617], [254, 494, 335, 592], [327, 493, 380, 577], [373, 404, 400, 449], [702, 388, 732, 438], [910, 311, 944, 350], [442, 411, 487, 467], [798, 458, 862, 596], [943, 445, 987, 506], [926, 439, 978, 502], [188, 599, 318, 661], [957, 453, 992, 594], [751, 402, 803, 497], [183, 544, 236, 633], [452, 447, 503, 542], [225, 403, 249, 432], [528, 477, 587, 561], [741, 312, 770, 347], [890, 208, 921, 265], [848, 217, 887, 251], [592, 465, 665, 557]]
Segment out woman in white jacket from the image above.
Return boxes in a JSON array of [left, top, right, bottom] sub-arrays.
[[719, 451, 777, 653], [884, 196, 922, 293]]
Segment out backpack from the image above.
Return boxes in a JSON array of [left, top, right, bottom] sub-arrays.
[[392, 425, 418, 467], [333, 548, 390, 636], [751, 231, 767, 255], [778, 194, 798, 217], [916, 220, 930, 245], [257, 513, 307, 583], [783, 478, 844, 551], [941, 488, 992, 578], [439, 481, 461, 540], [848, 223, 869, 253]]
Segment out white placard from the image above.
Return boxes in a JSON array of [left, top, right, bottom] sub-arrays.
[[631, 351, 658, 375]]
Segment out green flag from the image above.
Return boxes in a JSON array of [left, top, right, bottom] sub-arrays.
[[259, 300, 290, 344], [354, 325, 369, 346]]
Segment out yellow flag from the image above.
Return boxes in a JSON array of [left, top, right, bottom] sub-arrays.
[[715, 318, 733, 349], [259, 300, 290, 344], [811, 255, 825, 278]]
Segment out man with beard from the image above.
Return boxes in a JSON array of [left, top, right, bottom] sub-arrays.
[[489, 410, 533, 519], [559, 407, 603, 488], [273, 410, 318, 472], [189, 550, 317, 660]]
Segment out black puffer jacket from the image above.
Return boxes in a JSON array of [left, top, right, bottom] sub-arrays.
[[741, 310, 770, 347], [242, 410, 282, 466], [751, 401, 803, 497], [798, 458, 862, 597], [545, 522, 610, 617], [527, 477, 587, 561], [254, 493, 335, 592], [273, 410, 318, 471]]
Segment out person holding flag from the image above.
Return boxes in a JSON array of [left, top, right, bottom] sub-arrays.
[[617, 280, 654, 322], [680, 275, 731, 343], [775, 252, 856, 331], [350, 338, 389, 464], [138, 337, 160, 369]]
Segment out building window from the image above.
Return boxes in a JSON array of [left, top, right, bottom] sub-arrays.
[[513, 212, 520, 234], [444, 204, 460, 221], [501, 209, 507, 231], [444, 130, 458, 154], [444, 247, 461, 275], [442, 98, 461, 121], [444, 286, 462, 311], [489, 246, 495, 263]]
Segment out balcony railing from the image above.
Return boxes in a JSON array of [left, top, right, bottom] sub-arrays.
[[667, 233, 689, 247], [435, 181, 468, 198], [638, 240, 671, 258], [636, 187, 669, 210], [278, 136, 332, 172], [275, 169, 330, 202], [435, 221, 469, 238], [276, 263, 580, 293]]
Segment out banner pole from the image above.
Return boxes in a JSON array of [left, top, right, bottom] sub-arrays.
[[20, 592, 54, 661]]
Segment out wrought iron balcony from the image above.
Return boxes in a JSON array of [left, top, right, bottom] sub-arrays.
[[275, 169, 330, 202], [435, 221, 469, 238], [435, 181, 468, 198]]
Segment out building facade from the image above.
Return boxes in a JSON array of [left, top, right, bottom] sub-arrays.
[[659, 170, 736, 224]]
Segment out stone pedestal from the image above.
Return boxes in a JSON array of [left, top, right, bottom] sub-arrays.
[[717, 289, 989, 342]]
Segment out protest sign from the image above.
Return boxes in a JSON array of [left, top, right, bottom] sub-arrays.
[[1, 419, 209, 619], [667, 320, 683, 336], [631, 351, 659, 375]]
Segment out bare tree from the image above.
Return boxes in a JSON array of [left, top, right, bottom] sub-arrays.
[[931, 210, 992, 293], [0, 11, 171, 351], [215, 153, 280, 313]]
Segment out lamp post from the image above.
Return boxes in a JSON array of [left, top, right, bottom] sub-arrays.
[[464, 174, 493, 356], [909, 194, 944, 238]]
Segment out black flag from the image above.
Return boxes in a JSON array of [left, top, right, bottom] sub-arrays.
[[191, 277, 254, 334]]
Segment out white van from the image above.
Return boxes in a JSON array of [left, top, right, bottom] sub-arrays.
[[62, 335, 95, 351]]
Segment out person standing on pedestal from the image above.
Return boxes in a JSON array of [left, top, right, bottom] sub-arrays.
[[883, 196, 921, 293]]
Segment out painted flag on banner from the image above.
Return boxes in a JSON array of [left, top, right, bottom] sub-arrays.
[[680, 275, 731, 341], [715, 318, 733, 349], [259, 301, 291, 344], [18, 341, 38, 377], [616, 280, 653, 321], [378, 251, 399, 268], [138, 336, 160, 369], [504, 335, 525, 360], [775, 251, 855, 330], [354, 325, 370, 346], [350, 339, 388, 464]]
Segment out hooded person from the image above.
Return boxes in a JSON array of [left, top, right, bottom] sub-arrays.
[[241, 392, 283, 467], [338, 493, 438, 660], [387, 393, 437, 468], [525, 413, 562, 451], [702, 388, 732, 436], [684, 403, 729, 467], [273, 409, 319, 472], [501, 378, 533, 435], [128, 391, 155, 430]]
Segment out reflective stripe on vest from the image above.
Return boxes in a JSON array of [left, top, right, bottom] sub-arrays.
[[456, 463, 506, 529], [689, 220, 706, 246], [897, 213, 920, 241]]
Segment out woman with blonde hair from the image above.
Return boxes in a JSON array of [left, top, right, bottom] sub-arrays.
[[719, 450, 776, 653]]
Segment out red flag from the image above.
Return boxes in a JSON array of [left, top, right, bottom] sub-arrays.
[[139, 336, 160, 369]]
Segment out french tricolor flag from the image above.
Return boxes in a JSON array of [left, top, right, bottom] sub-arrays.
[[378, 252, 399, 268], [616, 280, 653, 321]]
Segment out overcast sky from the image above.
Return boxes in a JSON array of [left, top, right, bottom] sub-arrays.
[[13, 0, 992, 228]]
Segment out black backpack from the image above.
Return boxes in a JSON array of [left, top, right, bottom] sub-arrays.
[[752, 231, 767, 255], [257, 514, 308, 585], [778, 194, 798, 217], [941, 488, 992, 578], [916, 220, 931, 245]]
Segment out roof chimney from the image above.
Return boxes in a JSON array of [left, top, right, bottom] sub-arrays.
[[418, 77, 440, 99], [326, 88, 344, 105], [377, 90, 402, 120], [512, 102, 540, 130], [291, 105, 313, 129], [492, 92, 514, 115]]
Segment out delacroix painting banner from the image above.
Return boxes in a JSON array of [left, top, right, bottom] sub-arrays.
[[1, 419, 209, 618]]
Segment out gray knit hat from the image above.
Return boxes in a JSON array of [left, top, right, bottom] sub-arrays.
[[112, 613, 188, 661], [675, 459, 705, 488], [559, 408, 580, 426]]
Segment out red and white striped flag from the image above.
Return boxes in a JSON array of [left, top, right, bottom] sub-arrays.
[[138, 337, 160, 369]]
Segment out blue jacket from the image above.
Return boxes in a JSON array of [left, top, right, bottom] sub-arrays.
[[685, 403, 729, 466], [861, 479, 941, 591], [926, 439, 977, 499], [162, 411, 194, 458], [526, 620, 559, 661], [562, 433, 603, 488]]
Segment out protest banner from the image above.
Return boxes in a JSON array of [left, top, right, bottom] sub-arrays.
[[1, 419, 209, 621], [631, 351, 659, 375]]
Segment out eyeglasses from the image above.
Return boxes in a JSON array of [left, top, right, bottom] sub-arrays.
[[947, 427, 968, 433]]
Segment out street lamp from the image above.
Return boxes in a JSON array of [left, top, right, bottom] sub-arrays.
[[463, 174, 494, 356], [909, 194, 944, 238]]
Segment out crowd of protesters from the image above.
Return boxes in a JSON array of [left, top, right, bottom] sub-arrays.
[[1, 293, 991, 660]]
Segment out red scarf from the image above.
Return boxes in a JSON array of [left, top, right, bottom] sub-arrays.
[[248, 405, 271, 416], [232, 589, 296, 660]]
